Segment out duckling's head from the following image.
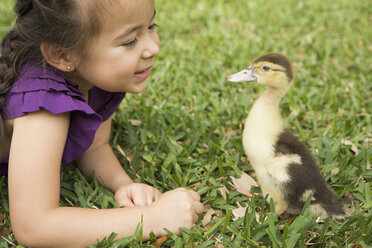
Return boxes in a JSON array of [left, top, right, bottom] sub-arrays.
[[228, 53, 293, 92]]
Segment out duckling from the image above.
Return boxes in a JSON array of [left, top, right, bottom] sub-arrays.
[[228, 53, 346, 219]]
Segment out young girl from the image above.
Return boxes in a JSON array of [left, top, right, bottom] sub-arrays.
[[0, 0, 204, 247]]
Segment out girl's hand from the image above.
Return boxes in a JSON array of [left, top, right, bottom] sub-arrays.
[[115, 183, 162, 207], [148, 187, 204, 235]]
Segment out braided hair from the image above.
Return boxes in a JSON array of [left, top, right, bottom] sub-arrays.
[[0, 0, 101, 140]]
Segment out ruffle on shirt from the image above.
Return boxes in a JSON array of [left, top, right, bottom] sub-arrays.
[[1, 63, 125, 165]]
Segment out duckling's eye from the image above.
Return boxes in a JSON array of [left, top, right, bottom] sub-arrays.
[[263, 65, 270, 71]]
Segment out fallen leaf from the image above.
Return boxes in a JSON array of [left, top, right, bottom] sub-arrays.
[[129, 119, 142, 126], [231, 172, 258, 197], [0, 213, 11, 236], [218, 185, 229, 199], [0, 228, 11, 236], [222, 127, 238, 138], [231, 202, 261, 222], [191, 181, 202, 191], [287, 215, 296, 225], [116, 145, 133, 163], [232, 205, 248, 221], [202, 207, 217, 226], [362, 137, 372, 148], [351, 244, 362, 248], [117, 103, 128, 109], [316, 216, 325, 223], [331, 168, 340, 176], [341, 139, 359, 154], [151, 236, 168, 248]]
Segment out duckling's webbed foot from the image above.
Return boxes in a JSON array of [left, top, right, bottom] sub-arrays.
[[274, 201, 288, 215]]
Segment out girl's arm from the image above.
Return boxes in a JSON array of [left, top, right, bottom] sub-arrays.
[[77, 116, 134, 192], [77, 116, 161, 207], [8, 110, 204, 248]]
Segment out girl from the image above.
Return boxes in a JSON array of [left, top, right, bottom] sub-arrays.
[[0, 0, 204, 247]]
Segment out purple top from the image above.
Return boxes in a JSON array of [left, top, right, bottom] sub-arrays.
[[0, 63, 125, 176]]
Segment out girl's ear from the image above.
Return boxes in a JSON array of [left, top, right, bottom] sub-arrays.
[[40, 43, 77, 72]]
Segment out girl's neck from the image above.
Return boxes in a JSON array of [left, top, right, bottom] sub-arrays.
[[66, 74, 93, 101], [78, 81, 92, 101]]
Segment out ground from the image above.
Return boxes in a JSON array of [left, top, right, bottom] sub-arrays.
[[1, 0, 371, 247]]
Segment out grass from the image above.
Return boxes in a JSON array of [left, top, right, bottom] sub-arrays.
[[1, 0, 372, 247]]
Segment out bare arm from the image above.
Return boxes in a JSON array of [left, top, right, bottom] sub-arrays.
[[8, 110, 203, 248], [77, 117, 133, 192], [77, 117, 162, 207]]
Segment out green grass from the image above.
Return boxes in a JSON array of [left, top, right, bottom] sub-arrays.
[[1, 0, 372, 247]]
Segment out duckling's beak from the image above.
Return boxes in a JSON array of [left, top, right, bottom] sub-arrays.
[[228, 66, 257, 82]]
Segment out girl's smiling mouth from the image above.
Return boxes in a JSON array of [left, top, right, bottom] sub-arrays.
[[134, 66, 152, 79]]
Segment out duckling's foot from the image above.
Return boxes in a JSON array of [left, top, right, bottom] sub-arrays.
[[274, 201, 288, 215]]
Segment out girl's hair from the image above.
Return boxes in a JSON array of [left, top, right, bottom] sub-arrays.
[[0, 0, 102, 139]]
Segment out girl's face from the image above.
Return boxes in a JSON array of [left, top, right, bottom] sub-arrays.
[[74, 0, 159, 93]]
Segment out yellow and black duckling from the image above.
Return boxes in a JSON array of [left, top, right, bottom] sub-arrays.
[[228, 53, 346, 219]]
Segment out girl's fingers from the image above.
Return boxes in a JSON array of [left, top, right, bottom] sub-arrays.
[[192, 213, 199, 223], [118, 197, 135, 208], [115, 190, 135, 207], [133, 194, 147, 207], [194, 201, 204, 214], [174, 187, 187, 192], [155, 190, 162, 199], [173, 187, 200, 201], [147, 188, 162, 205], [146, 194, 153, 206], [152, 189, 161, 203], [132, 187, 162, 206], [189, 190, 201, 202]]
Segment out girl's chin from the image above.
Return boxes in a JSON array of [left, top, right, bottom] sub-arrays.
[[127, 80, 148, 94]]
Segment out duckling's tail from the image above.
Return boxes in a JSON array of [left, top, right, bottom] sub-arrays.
[[310, 189, 350, 220]]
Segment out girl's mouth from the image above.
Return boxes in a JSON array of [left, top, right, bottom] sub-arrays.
[[134, 66, 152, 79]]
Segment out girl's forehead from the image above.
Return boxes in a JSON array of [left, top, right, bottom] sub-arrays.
[[96, 0, 155, 31], [97, 0, 154, 21]]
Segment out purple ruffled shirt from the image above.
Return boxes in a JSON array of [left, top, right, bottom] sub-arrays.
[[0, 63, 125, 176]]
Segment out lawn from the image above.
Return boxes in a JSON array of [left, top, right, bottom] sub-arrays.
[[1, 0, 371, 247]]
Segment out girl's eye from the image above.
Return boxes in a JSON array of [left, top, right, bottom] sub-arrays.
[[122, 38, 138, 48], [121, 24, 157, 47], [149, 23, 158, 30], [263, 65, 270, 71]]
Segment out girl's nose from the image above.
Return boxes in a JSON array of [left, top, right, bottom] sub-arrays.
[[142, 34, 160, 59]]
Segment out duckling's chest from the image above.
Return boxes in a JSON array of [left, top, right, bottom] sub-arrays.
[[242, 99, 284, 166]]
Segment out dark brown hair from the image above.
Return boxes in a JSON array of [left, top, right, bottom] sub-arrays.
[[253, 53, 293, 81], [0, 0, 102, 139]]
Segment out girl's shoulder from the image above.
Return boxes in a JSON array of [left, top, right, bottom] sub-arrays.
[[1, 62, 125, 165], [10, 62, 82, 95], [3, 62, 125, 121], [3, 62, 89, 119]]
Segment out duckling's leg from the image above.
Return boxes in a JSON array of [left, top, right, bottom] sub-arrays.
[[266, 154, 302, 215], [260, 185, 287, 215], [272, 199, 288, 215], [261, 185, 288, 215]]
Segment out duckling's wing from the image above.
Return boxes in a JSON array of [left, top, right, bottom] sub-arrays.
[[275, 129, 346, 218], [275, 129, 327, 187], [275, 129, 315, 162]]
